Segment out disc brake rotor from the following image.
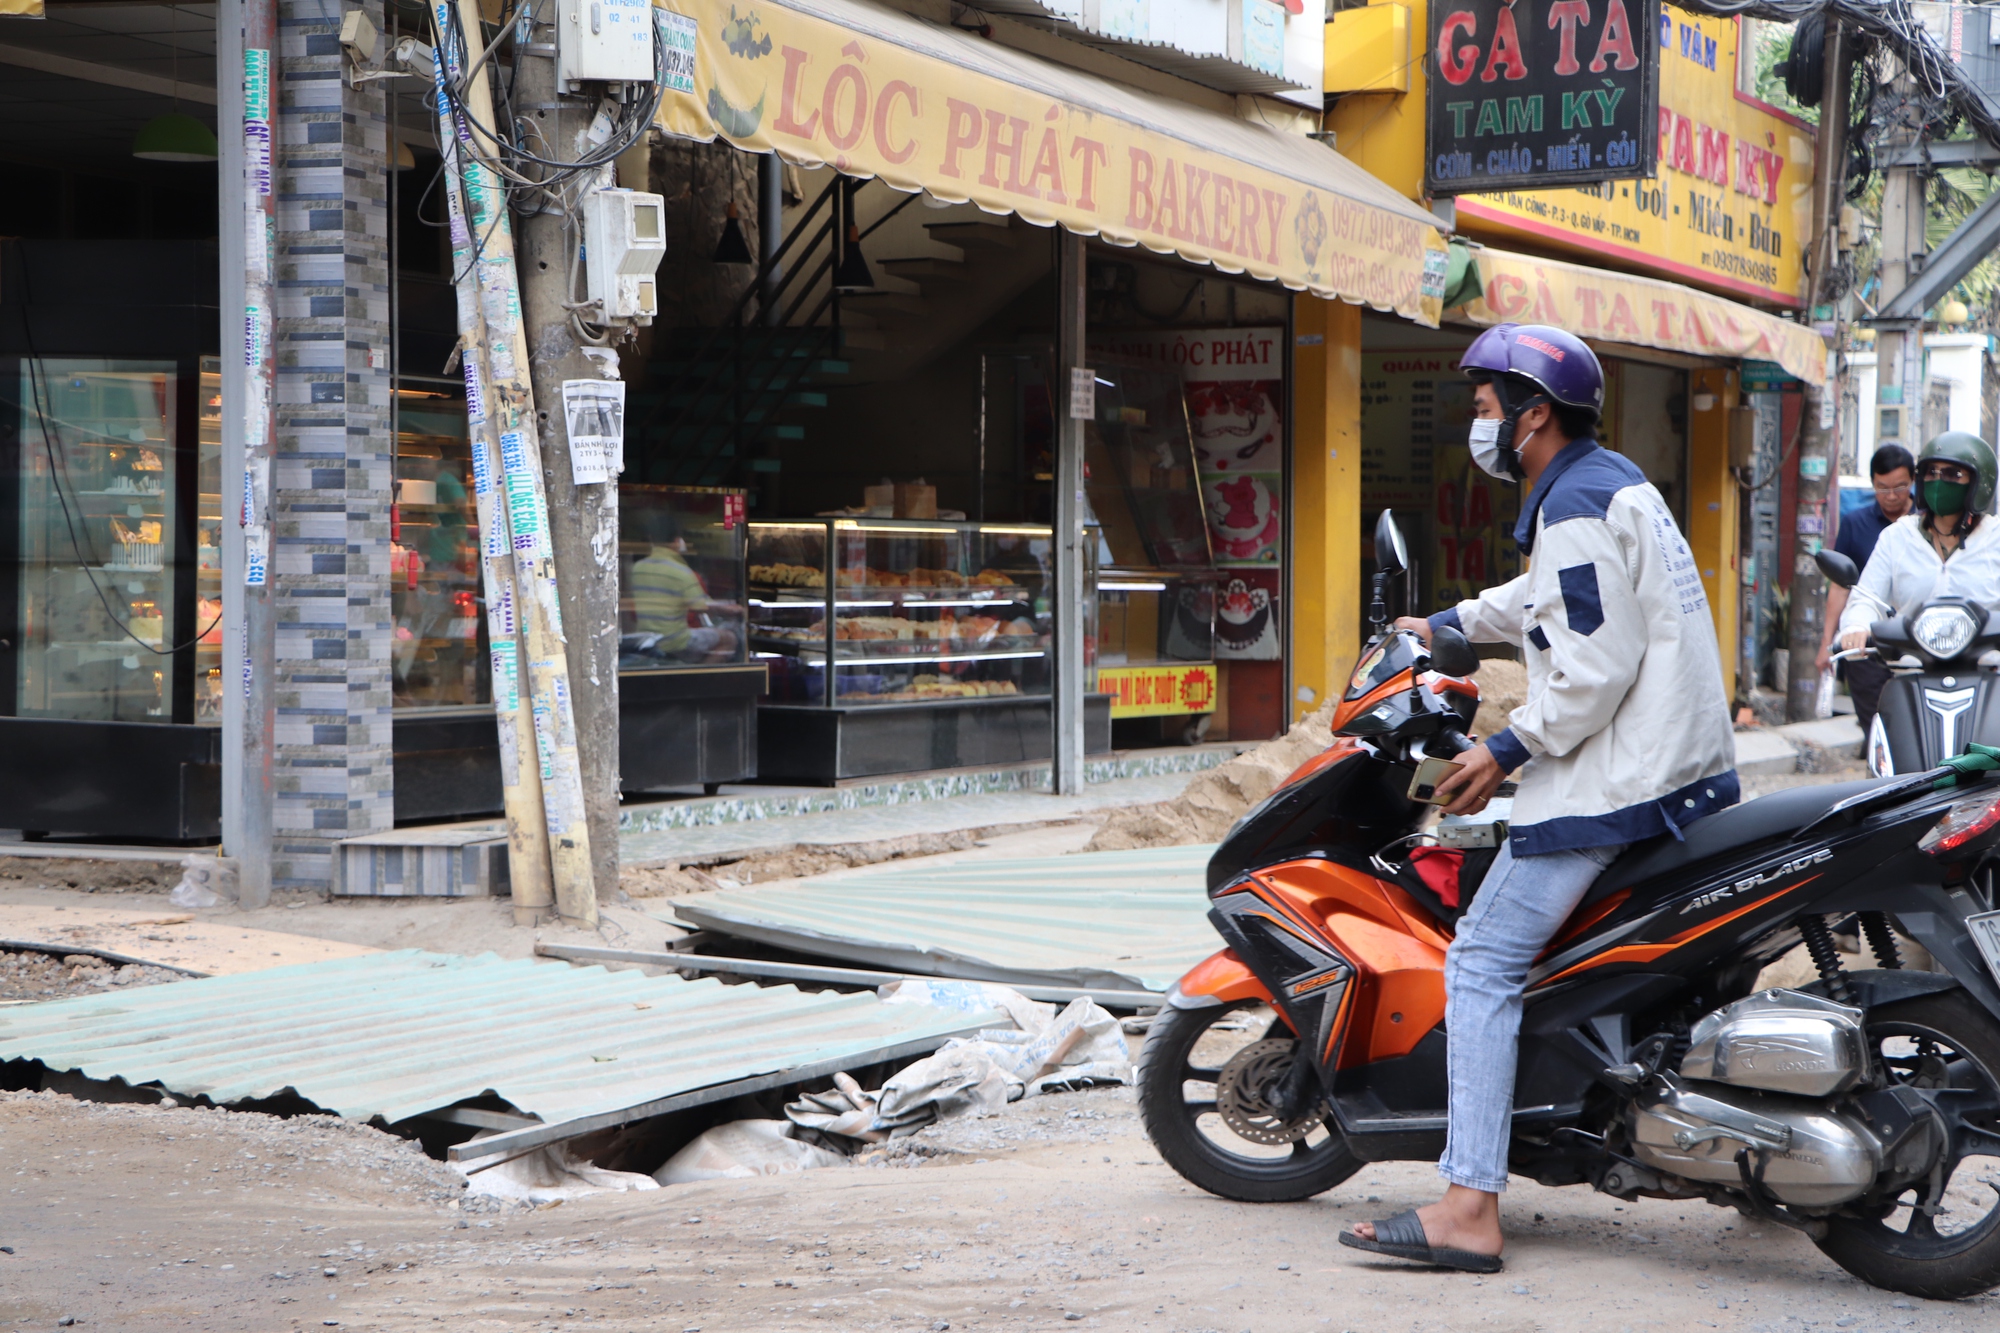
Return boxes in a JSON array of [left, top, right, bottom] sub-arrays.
[[1215, 1038, 1324, 1146]]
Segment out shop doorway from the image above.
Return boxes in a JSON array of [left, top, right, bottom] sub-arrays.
[[1357, 316, 1698, 638], [0, 3, 224, 839]]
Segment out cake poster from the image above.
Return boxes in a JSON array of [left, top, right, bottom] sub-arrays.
[[1087, 327, 1285, 570], [1216, 569, 1282, 660]]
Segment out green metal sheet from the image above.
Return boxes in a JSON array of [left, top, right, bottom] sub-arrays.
[[666, 844, 1220, 993], [0, 950, 985, 1130]]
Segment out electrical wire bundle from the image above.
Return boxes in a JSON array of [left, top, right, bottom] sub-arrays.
[[429, 0, 666, 340], [1679, 0, 2000, 153]]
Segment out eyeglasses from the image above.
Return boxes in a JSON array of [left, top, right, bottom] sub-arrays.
[[1918, 463, 1975, 484], [1872, 481, 1911, 495]]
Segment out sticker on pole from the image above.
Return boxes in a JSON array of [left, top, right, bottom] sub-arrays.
[[561, 379, 626, 484], [1069, 367, 1096, 421], [244, 524, 270, 586], [657, 8, 698, 94]]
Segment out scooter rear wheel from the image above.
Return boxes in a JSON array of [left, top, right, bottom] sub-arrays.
[[1138, 1000, 1360, 1203], [1814, 990, 2000, 1299]]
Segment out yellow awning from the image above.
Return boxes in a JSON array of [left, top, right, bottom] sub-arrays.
[[1463, 247, 1827, 387], [653, 0, 1448, 325]]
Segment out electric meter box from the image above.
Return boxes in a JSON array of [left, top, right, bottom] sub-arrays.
[[583, 189, 666, 323], [557, 0, 656, 88]]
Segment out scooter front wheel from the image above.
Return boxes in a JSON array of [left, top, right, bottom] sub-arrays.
[[1137, 1000, 1360, 1202]]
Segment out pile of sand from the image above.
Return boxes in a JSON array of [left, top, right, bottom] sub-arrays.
[[1085, 656, 1529, 852], [1471, 657, 1528, 739]]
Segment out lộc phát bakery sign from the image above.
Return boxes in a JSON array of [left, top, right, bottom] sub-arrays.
[[652, 0, 1450, 323], [1454, 7, 1813, 307]]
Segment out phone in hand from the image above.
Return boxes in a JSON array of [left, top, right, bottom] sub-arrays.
[[1409, 756, 1464, 805]]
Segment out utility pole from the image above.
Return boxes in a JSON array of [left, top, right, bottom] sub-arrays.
[[221, 0, 278, 907], [1788, 22, 1852, 722], [1053, 230, 1087, 795], [1874, 52, 1930, 474], [512, 13, 623, 906], [436, 0, 598, 925]]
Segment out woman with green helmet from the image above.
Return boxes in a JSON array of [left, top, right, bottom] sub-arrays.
[[1837, 431, 2000, 655]]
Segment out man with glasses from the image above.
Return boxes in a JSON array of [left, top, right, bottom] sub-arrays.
[[1817, 444, 1914, 736]]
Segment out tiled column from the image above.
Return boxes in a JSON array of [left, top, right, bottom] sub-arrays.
[[271, 1, 394, 888]]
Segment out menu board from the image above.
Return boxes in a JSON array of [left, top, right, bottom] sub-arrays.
[[1360, 349, 1520, 613], [1360, 351, 1449, 512]]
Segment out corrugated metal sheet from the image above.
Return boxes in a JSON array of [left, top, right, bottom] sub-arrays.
[[669, 845, 1219, 993], [0, 950, 987, 1129], [970, 0, 1313, 95]]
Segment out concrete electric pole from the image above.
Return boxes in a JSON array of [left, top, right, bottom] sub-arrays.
[[1788, 22, 1852, 723], [512, 17, 624, 905]]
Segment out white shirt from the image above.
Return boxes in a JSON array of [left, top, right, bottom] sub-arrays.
[[1837, 513, 2000, 635], [1442, 442, 1736, 854]]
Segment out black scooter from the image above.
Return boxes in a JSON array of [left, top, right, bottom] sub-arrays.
[[1817, 549, 2000, 776]]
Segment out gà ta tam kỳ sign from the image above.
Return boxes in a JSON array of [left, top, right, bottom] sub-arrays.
[[1425, 0, 1661, 196], [1456, 9, 1813, 307]]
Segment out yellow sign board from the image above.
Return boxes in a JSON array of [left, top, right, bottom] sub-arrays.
[[654, 0, 1447, 324], [1099, 664, 1219, 717], [0, 0, 46, 13], [1456, 9, 1812, 307], [1467, 247, 1827, 385]]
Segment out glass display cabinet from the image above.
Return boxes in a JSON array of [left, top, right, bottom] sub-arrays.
[[5, 353, 227, 842], [14, 358, 187, 723], [617, 484, 761, 794], [194, 358, 223, 722], [1083, 360, 1220, 732], [746, 517, 1092, 780], [748, 517, 1052, 706]]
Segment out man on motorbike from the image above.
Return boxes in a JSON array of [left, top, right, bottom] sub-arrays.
[[1342, 324, 1737, 1272], [1837, 432, 2000, 665], [1817, 445, 1914, 736]]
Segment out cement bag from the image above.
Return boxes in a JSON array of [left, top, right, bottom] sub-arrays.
[[876, 977, 1053, 1033], [786, 1071, 889, 1145], [457, 1136, 660, 1204], [973, 996, 1133, 1092], [872, 1042, 1024, 1131], [654, 1119, 849, 1184]]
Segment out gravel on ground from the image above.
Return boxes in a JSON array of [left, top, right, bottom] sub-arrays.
[[0, 950, 186, 1003], [4, 1079, 1994, 1332]]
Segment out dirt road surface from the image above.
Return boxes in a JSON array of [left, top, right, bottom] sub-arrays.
[[6, 1080, 1995, 1333]]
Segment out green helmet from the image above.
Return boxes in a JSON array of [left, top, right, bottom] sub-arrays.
[[1918, 431, 1998, 514]]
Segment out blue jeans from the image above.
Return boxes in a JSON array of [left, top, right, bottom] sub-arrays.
[[1437, 840, 1625, 1192]]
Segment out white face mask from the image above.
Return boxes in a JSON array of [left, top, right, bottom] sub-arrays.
[[1468, 416, 1513, 480]]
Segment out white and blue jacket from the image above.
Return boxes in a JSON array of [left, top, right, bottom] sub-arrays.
[[1430, 440, 1739, 856]]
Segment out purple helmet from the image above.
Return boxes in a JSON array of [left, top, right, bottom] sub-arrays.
[[1459, 323, 1604, 418]]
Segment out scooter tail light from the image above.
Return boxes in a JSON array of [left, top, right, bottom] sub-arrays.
[[1918, 794, 2000, 855]]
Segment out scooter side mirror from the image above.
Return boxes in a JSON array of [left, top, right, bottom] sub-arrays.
[[1374, 510, 1408, 577], [1428, 625, 1479, 677], [1815, 549, 1860, 590]]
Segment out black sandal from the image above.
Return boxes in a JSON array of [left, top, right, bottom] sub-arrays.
[[1337, 1209, 1504, 1273]]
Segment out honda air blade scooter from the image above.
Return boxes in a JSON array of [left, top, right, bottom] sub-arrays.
[[1816, 548, 2000, 776], [1138, 513, 2000, 1300]]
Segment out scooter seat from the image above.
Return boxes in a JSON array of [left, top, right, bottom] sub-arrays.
[[1580, 777, 1893, 908]]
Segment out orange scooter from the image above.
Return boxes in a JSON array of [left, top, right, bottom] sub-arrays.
[[1136, 513, 2000, 1300]]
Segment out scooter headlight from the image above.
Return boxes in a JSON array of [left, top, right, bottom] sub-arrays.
[[1913, 605, 1979, 659]]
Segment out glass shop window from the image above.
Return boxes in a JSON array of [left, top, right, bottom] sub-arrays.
[[392, 383, 489, 707]]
